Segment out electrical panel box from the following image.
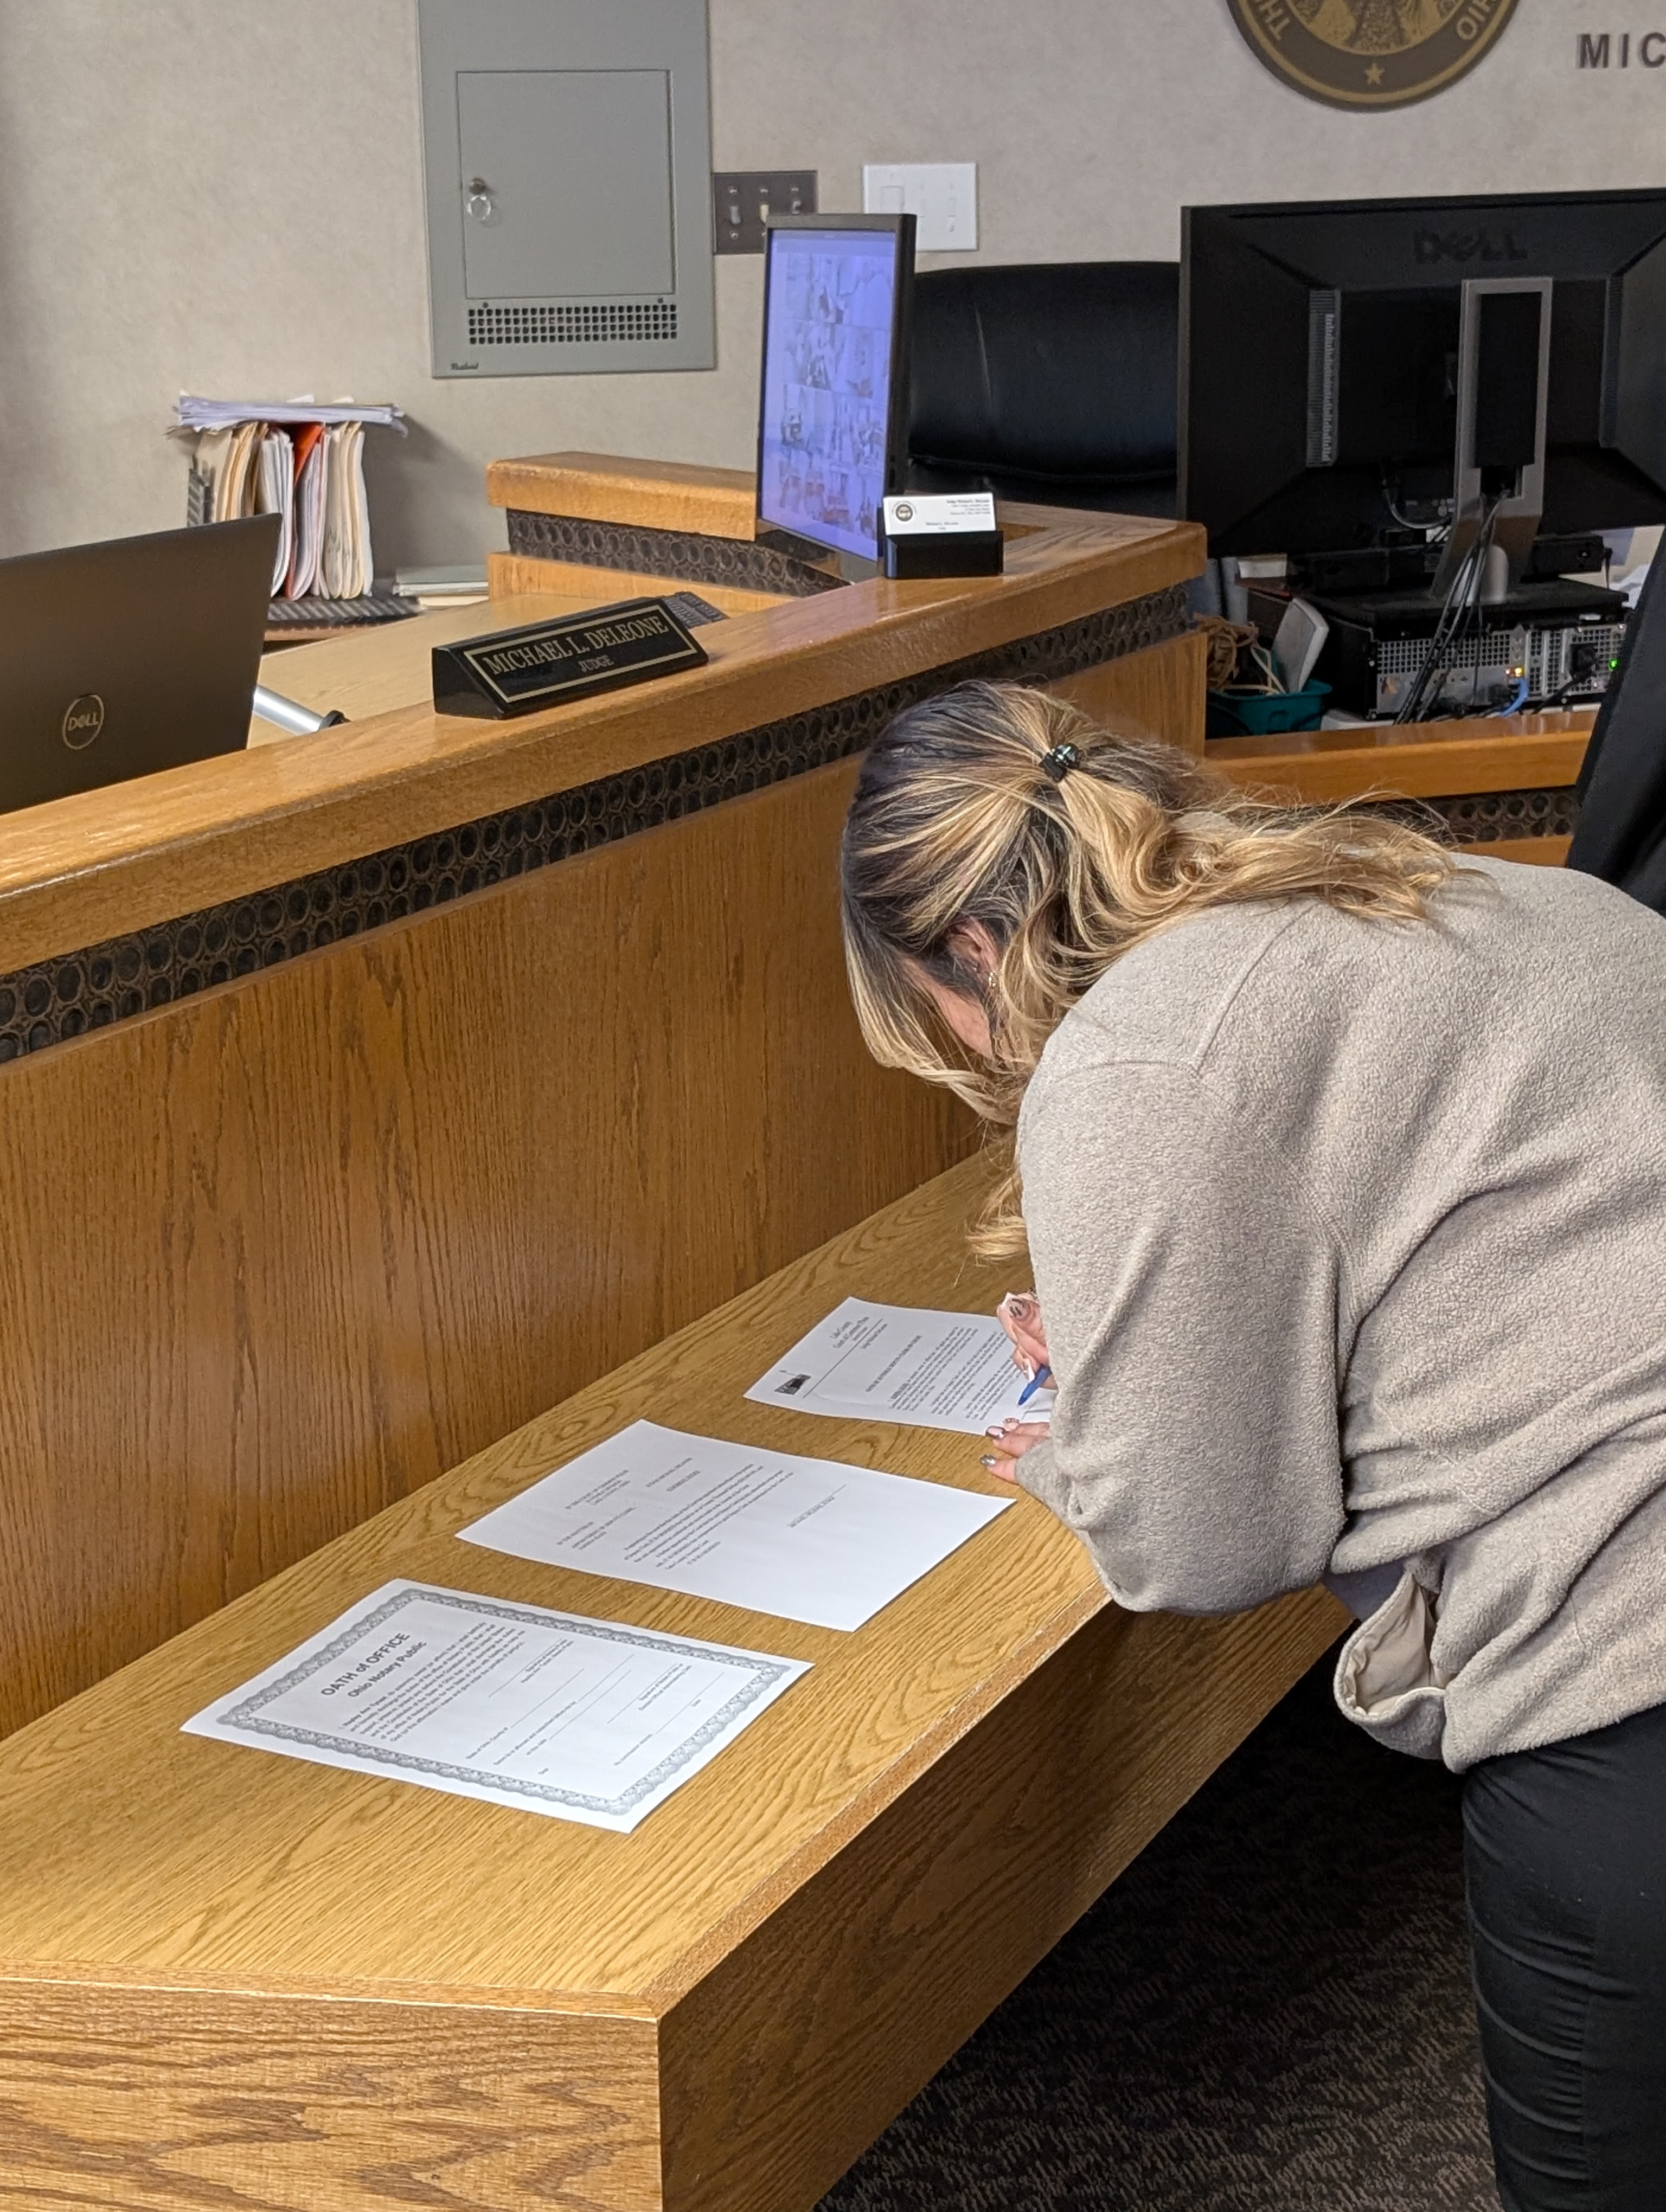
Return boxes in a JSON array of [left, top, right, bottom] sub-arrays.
[[417, 0, 715, 378]]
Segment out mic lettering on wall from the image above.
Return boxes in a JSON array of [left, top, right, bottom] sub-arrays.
[[1577, 34, 1666, 68], [1228, 0, 1521, 110]]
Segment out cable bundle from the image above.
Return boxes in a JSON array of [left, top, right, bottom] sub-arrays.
[[1393, 494, 1505, 725], [1198, 615, 1282, 696]]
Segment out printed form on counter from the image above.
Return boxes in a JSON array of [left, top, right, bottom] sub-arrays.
[[459, 1421, 1010, 1632], [746, 1298, 1056, 1435]]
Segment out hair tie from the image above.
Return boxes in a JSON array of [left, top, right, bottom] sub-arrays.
[[1040, 742, 1080, 784]]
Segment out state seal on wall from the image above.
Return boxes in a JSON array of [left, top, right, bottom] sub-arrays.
[[1227, 0, 1521, 110]]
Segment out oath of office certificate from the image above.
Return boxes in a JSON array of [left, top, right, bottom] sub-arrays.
[[183, 1580, 809, 1832]]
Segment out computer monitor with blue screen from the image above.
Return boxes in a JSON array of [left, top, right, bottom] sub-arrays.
[[757, 214, 915, 565]]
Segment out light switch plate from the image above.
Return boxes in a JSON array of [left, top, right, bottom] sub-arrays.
[[713, 170, 817, 254], [861, 163, 977, 252]]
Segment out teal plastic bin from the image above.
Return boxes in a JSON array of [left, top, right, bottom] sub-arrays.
[[1206, 681, 1330, 738]]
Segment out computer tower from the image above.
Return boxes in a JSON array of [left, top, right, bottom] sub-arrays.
[[1249, 578, 1627, 719]]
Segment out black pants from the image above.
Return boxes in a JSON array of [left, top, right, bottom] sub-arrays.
[[1463, 1697, 1666, 2210]]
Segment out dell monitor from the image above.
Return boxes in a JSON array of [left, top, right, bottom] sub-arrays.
[[1181, 189, 1666, 566], [756, 213, 915, 568], [0, 514, 278, 815]]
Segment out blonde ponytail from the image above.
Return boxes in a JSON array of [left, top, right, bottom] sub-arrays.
[[839, 680, 1454, 1254]]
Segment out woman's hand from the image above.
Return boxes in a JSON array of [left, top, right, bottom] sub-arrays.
[[996, 1290, 1050, 1380], [980, 1416, 1052, 1480], [986, 1294, 1052, 1478]]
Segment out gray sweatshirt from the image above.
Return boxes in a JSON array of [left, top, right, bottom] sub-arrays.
[[1014, 856, 1666, 1770]]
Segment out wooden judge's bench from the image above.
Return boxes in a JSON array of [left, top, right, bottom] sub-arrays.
[[0, 455, 1599, 2211], [479, 449, 1595, 866], [0, 454, 1207, 1738], [0, 451, 1597, 1739], [1206, 709, 1591, 863]]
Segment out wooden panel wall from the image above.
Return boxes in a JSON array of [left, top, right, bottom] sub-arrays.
[[1053, 630, 1207, 757], [0, 756, 970, 1734]]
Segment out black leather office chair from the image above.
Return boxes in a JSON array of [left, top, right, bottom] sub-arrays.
[[1566, 539, 1666, 910], [906, 261, 1180, 518]]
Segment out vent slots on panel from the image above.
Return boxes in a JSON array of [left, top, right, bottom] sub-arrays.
[[465, 302, 680, 347]]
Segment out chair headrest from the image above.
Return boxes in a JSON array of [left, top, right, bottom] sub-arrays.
[[908, 261, 1180, 485]]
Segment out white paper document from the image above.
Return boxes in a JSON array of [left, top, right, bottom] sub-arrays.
[[747, 1299, 1056, 1436], [182, 1580, 808, 1832], [458, 1420, 1010, 1632]]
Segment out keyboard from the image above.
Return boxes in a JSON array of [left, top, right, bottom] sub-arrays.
[[266, 594, 418, 628]]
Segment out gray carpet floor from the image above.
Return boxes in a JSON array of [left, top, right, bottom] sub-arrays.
[[816, 1647, 1501, 2211]]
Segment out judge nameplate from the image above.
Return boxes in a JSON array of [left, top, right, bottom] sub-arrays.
[[432, 597, 708, 718]]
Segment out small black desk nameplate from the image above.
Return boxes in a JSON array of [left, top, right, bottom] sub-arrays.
[[432, 597, 708, 719]]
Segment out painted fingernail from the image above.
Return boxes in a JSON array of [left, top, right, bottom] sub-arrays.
[[985, 1424, 1005, 1439], [979, 1454, 999, 1469]]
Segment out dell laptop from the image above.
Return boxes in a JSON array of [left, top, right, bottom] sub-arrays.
[[0, 513, 279, 815]]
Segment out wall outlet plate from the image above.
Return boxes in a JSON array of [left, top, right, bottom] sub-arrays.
[[713, 170, 817, 254], [861, 163, 977, 252]]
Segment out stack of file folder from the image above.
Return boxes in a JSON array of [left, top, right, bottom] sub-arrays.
[[175, 396, 406, 612]]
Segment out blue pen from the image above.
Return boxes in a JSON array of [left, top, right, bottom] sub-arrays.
[[1016, 1364, 1053, 1407]]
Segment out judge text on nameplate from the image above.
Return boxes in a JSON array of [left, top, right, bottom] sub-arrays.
[[182, 1580, 808, 1832], [432, 595, 707, 719]]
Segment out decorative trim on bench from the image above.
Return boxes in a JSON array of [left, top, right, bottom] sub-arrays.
[[1427, 786, 1580, 844], [504, 508, 847, 599], [0, 584, 1191, 1065], [1363, 786, 1580, 845]]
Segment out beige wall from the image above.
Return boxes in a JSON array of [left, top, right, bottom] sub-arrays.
[[0, 0, 1655, 568]]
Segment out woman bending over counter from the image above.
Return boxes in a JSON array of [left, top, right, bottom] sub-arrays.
[[840, 679, 1666, 2212]]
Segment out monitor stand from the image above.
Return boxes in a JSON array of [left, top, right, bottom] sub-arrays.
[[754, 524, 877, 583], [1430, 275, 1554, 602]]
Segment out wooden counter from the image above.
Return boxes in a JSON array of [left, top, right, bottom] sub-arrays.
[[0, 1156, 1343, 2212], [0, 506, 1198, 975], [485, 451, 1588, 863], [1209, 707, 1595, 865], [0, 486, 1205, 1735], [484, 447, 803, 614], [251, 593, 579, 730]]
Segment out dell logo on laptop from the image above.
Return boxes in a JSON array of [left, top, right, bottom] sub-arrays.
[[61, 694, 105, 749]]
